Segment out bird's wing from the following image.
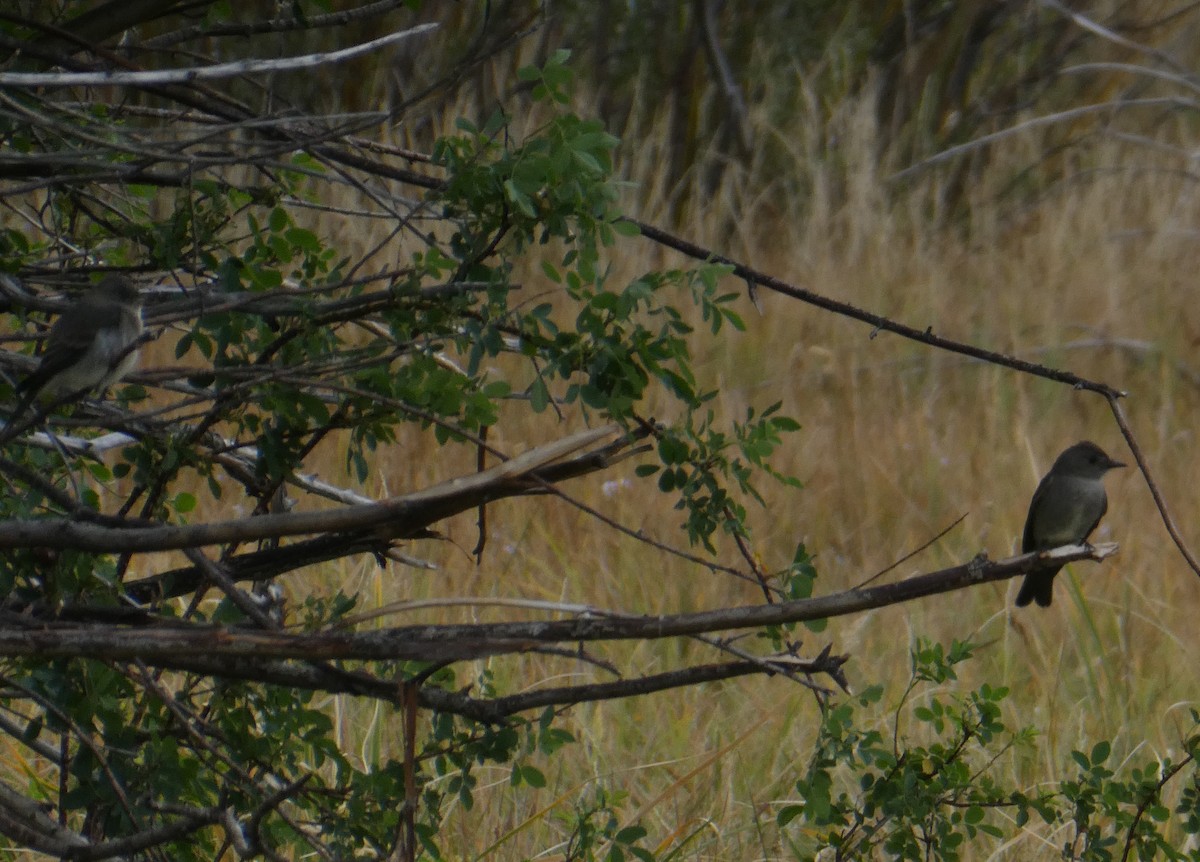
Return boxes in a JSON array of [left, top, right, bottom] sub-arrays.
[[16, 300, 122, 392], [1021, 473, 1055, 553]]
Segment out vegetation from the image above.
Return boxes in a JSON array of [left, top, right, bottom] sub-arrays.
[[0, 2, 1196, 860]]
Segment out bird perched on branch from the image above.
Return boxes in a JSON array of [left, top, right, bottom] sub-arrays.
[[11, 275, 144, 421], [1015, 440, 1124, 608]]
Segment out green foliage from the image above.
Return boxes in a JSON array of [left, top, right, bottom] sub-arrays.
[[767, 542, 824, 641], [0, 41, 799, 857], [1059, 730, 1200, 862], [779, 640, 1200, 861], [0, 7, 1194, 860], [551, 786, 657, 862]]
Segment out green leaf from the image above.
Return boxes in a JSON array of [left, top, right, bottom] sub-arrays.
[[614, 825, 647, 843], [529, 377, 550, 413], [522, 765, 546, 788], [777, 803, 803, 827]]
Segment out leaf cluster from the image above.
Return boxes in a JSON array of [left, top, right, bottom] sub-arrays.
[[780, 639, 1200, 861], [0, 5, 809, 859]]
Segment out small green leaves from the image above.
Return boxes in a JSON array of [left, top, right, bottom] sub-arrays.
[[0, 45, 814, 862], [518, 48, 574, 104], [779, 642, 1200, 860]]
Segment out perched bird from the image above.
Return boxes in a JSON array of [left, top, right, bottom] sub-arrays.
[[1015, 441, 1124, 608], [11, 275, 144, 420]]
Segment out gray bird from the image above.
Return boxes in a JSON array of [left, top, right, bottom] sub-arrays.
[[1015, 441, 1124, 607], [12, 275, 144, 419]]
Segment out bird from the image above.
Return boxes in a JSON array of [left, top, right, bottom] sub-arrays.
[[10, 275, 144, 421], [1015, 441, 1125, 607]]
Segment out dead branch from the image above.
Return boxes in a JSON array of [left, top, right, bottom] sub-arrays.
[[0, 544, 1115, 667], [0, 24, 439, 87], [0, 423, 630, 552]]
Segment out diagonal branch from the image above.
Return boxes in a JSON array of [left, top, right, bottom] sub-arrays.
[[1105, 395, 1200, 577], [626, 217, 1124, 400], [0, 423, 629, 553]]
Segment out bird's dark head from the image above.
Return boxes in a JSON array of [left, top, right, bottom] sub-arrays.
[[94, 274, 141, 305], [1053, 440, 1125, 477]]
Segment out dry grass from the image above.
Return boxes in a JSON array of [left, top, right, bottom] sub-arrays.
[[8, 49, 1199, 860], [289, 77, 1200, 859]]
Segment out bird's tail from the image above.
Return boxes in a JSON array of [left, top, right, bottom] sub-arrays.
[[1015, 568, 1059, 608]]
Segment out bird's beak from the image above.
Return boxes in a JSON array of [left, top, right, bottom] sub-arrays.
[[1108, 458, 1126, 469]]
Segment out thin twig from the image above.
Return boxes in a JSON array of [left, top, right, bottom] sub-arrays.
[[853, 513, 969, 590], [1105, 395, 1200, 577], [626, 218, 1126, 400]]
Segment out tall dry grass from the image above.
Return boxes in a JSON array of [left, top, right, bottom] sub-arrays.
[[70, 43, 1200, 860], [272, 56, 1200, 852]]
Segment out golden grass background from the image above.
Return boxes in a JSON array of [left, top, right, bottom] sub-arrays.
[[22, 29, 1193, 857], [242, 67, 1200, 858]]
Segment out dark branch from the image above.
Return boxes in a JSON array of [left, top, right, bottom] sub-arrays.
[[0, 545, 1115, 665], [626, 217, 1126, 400]]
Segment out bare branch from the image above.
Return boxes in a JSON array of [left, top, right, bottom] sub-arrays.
[[0, 776, 89, 856], [0, 545, 1116, 666], [142, 0, 415, 48], [890, 98, 1200, 181], [0, 24, 439, 87], [1105, 396, 1200, 578], [626, 218, 1126, 400], [0, 424, 628, 553]]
